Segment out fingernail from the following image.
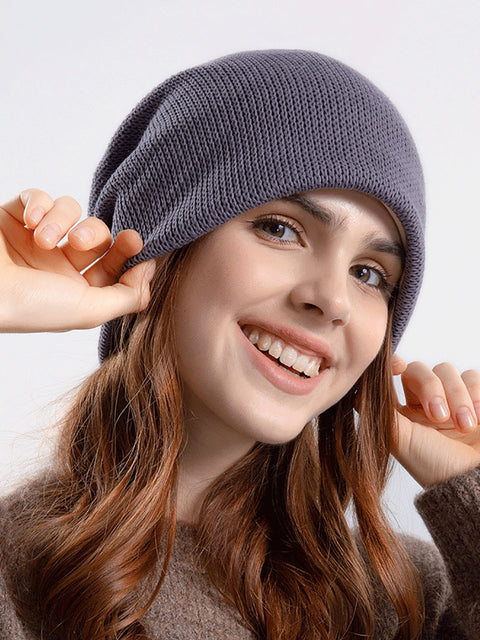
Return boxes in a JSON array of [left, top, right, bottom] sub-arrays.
[[29, 206, 45, 226], [71, 226, 94, 243], [429, 397, 449, 421], [39, 223, 61, 246], [456, 406, 476, 430]]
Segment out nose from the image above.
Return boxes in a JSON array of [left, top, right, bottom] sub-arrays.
[[289, 262, 351, 326]]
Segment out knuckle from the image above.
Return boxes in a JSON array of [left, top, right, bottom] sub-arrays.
[[421, 379, 444, 397], [402, 360, 419, 374], [432, 362, 459, 376], [407, 360, 428, 372], [461, 371, 480, 395], [468, 385, 480, 398], [448, 382, 468, 397], [462, 368, 480, 381], [401, 360, 428, 381], [19, 188, 34, 203], [116, 228, 142, 246], [20, 187, 39, 199], [21, 188, 54, 207], [55, 195, 82, 216], [408, 360, 424, 368], [102, 260, 120, 280], [87, 217, 113, 238]]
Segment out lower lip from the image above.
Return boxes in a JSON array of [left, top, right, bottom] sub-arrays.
[[238, 325, 328, 396]]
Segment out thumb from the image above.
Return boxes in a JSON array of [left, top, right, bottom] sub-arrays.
[[391, 353, 407, 376], [118, 259, 157, 312]]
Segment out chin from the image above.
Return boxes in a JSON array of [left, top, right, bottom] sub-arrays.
[[239, 417, 312, 446]]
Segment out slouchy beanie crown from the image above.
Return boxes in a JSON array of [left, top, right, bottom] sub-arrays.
[[89, 49, 425, 363]]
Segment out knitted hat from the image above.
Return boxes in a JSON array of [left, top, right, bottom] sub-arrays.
[[89, 49, 425, 364]]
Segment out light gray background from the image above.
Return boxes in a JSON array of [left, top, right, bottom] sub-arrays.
[[1, 0, 479, 541]]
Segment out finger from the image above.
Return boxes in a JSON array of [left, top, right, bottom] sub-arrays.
[[432, 362, 478, 432], [79, 259, 156, 328], [462, 369, 480, 423], [61, 217, 116, 271], [1, 259, 156, 332], [391, 353, 407, 376], [81, 229, 145, 287], [32, 196, 83, 250], [401, 360, 451, 423], [1, 188, 55, 228]]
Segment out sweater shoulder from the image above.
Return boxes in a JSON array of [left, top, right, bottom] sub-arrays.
[[395, 532, 446, 578], [353, 527, 453, 638], [395, 531, 450, 600], [352, 526, 447, 589], [0, 471, 53, 567], [0, 475, 50, 640]]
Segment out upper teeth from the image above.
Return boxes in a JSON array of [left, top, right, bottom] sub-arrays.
[[242, 325, 322, 377]]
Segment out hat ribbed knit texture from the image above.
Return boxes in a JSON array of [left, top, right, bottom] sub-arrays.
[[89, 49, 425, 363]]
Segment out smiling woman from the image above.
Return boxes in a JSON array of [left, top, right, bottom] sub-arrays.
[[173, 189, 401, 456], [1, 49, 480, 640]]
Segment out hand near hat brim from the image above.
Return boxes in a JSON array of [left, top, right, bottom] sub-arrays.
[[0, 188, 156, 333], [390, 354, 480, 488]]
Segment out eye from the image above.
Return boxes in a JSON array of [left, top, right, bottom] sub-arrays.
[[352, 265, 383, 287], [351, 265, 397, 297], [251, 215, 303, 244]]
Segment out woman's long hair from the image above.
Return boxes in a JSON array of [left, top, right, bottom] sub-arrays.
[[12, 236, 424, 640]]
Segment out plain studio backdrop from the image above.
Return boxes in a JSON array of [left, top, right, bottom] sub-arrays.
[[1, 0, 479, 541]]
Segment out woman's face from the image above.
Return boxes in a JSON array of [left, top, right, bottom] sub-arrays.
[[173, 188, 404, 448]]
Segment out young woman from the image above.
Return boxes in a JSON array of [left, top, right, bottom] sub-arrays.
[[1, 49, 479, 640]]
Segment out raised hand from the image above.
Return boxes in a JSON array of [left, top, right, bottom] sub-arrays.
[[0, 188, 156, 333], [391, 354, 480, 488]]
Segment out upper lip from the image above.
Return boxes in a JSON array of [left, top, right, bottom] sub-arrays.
[[239, 320, 334, 368]]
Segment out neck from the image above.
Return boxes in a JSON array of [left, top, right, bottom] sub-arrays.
[[175, 411, 256, 525]]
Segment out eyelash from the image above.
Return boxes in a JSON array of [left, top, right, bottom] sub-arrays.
[[251, 214, 398, 298]]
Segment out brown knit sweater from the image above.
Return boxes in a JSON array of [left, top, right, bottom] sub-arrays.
[[1, 465, 480, 639]]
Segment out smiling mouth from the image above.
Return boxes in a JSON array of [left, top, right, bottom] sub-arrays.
[[241, 324, 324, 378], [259, 349, 310, 378], [240, 324, 328, 396]]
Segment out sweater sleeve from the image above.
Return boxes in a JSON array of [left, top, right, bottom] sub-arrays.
[[0, 494, 32, 640], [414, 463, 480, 639], [0, 567, 30, 639]]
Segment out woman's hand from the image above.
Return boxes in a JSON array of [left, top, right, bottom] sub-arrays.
[[0, 188, 156, 332], [391, 354, 480, 488]]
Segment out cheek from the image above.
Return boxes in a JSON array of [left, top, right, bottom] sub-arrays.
[[349, 301, 389, 372], [177, 235, 275, 320], [173, 236, 251, 363]]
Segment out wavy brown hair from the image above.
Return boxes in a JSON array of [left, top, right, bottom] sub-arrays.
[[12, 236, 424, 640]]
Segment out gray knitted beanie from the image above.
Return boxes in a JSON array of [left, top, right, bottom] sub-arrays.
[[89, 49, 425, 364]]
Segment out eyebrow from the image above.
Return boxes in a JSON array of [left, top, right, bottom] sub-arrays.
[[280, 194, 406, 265]]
